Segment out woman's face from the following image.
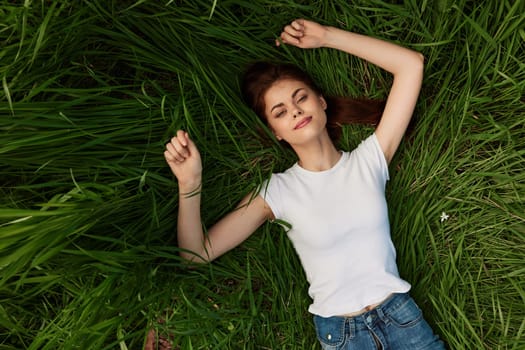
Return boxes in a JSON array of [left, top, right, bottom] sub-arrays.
[[263, 79, 328, 146]]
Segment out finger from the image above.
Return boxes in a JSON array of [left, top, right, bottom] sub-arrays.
[[164, 150, 175, 162], [164, 150, 184, 165], [280, 32, 301, 46], [166, 139, 187, 160], [168, 136, 190, 157], [183, 131, 191, 147], [164, 149, 184, 164], [183, 132, 199, 155], [166, 142, 187, 162], [284, 24, 303, 38], [291, 20, 304, 31], [176, 130, 187, 146], [173, 140, 190, 158]]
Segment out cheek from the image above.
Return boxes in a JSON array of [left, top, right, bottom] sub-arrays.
[[268, 119, 283, 132], [268, 119, 289, 137]]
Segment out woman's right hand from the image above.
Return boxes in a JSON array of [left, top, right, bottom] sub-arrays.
[[164, 130, 202, 191], [276, 19, 328, 49]]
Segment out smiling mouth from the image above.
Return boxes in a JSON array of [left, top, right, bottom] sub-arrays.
[[294, 116, 312, 130]]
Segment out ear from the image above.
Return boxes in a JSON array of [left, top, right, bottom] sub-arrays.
[[319, 95, 327, 110]]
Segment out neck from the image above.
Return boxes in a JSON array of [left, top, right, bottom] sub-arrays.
[[292, 131, 341, 171]]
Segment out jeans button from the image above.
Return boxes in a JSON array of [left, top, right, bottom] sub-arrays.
[[327, 333, 332, 340], [366, 315, 372, 323]]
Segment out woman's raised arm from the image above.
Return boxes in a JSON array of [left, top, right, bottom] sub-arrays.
[[164, 131, 272, 263], [278, 19, 424, 164]]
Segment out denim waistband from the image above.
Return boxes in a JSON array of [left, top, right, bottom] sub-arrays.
[[346, 293, 410, 327], [375, 292, 410, 315], [322, 293, 411, 328], [313, 292, 444, 349]]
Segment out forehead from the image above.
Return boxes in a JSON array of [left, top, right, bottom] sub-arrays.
[[267, 79, 307, 94], [264, 79, 310, 103]]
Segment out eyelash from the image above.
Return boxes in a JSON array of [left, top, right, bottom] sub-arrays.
[[274, 95, 307, 118]]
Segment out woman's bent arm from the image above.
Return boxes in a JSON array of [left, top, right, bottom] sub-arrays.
[[278, 19, 424, 164], [165, 131, 272, 263], [178, 188, 271, 263], [321, 28, 424, 163]]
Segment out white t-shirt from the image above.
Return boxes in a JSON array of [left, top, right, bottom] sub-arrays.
[[259, 133, 411, 317]]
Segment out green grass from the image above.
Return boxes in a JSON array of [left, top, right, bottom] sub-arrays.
[[1, 0, 524, 349]]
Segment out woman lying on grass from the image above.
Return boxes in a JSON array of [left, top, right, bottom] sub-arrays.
[[156, 18, 445, 350]]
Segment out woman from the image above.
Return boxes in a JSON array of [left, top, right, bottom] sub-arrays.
[[160, 19, 445, 350]]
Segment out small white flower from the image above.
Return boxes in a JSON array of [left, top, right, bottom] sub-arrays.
[[440, 212, 450, 222]]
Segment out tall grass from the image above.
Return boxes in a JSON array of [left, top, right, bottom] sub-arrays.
[[1, 0, 523, 349]]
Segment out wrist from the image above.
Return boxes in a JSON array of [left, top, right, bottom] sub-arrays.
[[178, 179, 202, 195], [322, 26, 351, 49], [320, 25, 335, 48]]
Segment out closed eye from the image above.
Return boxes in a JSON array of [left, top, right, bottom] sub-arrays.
[[275, 110, 286, 118], [298, 95, 307, 102]]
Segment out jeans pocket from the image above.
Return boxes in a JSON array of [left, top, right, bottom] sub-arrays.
[[313, 315, 346, 349], [385, 296, 423, 328]]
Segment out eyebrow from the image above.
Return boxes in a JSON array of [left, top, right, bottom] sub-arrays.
[[270, 88, 305, 113]]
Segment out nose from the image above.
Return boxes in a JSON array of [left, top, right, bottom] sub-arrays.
[[293, 107, 303, 118]]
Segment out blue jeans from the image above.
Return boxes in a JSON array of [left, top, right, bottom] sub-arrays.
[[313, 293, 445, 350]]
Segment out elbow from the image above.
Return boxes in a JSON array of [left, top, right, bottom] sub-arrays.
[[414, 52, 425, 71], [396, 52, 424, 77], [407, 52, 425, 81], [179, 250, 211, 265]]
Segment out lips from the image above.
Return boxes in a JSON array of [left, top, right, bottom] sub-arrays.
[[294, 116, 312, 130]]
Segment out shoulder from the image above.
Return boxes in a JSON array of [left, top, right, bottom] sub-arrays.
[[348, 133, 380, 160], [261, 165, 298, 191], [348, 133, 390, 182], [258, 165, 299, 220]]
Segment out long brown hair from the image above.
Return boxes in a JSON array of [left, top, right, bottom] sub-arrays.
[[241, 61, 385, 141]]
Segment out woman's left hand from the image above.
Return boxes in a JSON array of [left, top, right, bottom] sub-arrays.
[[276, 19, 328, 49]]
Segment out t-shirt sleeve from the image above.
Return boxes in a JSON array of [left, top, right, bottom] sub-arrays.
[[258, 175, 282, 219], [355, 133, 390, 185]]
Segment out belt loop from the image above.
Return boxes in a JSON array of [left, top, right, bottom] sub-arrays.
[[376, 305, 388, 325], [347, 316, 356, 339]]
